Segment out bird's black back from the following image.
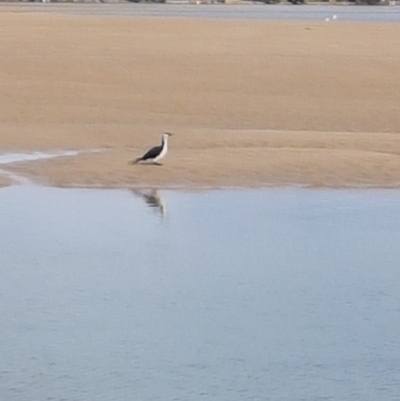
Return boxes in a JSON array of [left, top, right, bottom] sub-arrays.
[[141, 145, 162, 161]]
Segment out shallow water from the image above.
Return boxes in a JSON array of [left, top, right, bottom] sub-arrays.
[[0, 149, 105, 185], [0, 151, 81, 166], [1, 186, 400, 401], [10, 4, 400, 23]]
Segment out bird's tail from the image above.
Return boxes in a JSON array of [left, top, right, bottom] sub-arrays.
[[130, 157, 142, 165]]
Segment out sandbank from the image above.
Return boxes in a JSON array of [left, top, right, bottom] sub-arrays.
[[1, 12, 400, 188]]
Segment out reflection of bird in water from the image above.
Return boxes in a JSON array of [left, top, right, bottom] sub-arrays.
[[131, 132, 173, 165], [131, 189, 167, 218]]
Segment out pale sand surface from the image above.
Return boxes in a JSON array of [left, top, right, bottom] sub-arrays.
[[1, 12, 400, 188]]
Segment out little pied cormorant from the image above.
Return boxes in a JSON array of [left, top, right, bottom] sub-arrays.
[[132, 132, 173, 165]]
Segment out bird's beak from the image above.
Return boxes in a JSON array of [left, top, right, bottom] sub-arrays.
[[166, 132, 173, 136]]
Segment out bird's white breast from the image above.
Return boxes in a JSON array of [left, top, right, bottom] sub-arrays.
[[154, 140, 168, 162]]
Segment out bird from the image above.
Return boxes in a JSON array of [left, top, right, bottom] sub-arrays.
[[131, 132, 173, 165]]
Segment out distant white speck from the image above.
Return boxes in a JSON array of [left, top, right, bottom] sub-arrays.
[[325, 18, 330, 22], [332, 14, 337, 20]]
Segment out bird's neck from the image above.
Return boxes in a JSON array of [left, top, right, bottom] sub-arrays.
[[162, 136, 168, 148]]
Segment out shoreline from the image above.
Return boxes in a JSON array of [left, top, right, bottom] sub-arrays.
[[3, 127, 400, 189]]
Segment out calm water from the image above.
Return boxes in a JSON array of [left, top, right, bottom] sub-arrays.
[[4, 4, 400, 23], [1, 186, 400, 401]]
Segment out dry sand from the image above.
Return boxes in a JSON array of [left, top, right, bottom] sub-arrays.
[[1, 10, 400, 188]]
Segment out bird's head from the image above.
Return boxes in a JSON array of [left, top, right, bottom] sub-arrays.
[[163, 132, 173, 139]]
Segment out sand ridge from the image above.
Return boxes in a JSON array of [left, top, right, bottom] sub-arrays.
[[1, 12, 400, 188]]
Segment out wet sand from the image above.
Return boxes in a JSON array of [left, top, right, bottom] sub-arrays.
[[1, 11, 400, 188], [0, 175, 11, 187]]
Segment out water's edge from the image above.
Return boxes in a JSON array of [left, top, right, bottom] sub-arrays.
[[0, 150, 105, 186], [2, 150, 400, 191]]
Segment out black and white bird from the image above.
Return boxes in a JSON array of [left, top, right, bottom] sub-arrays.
[[132, 132, 173, 165]]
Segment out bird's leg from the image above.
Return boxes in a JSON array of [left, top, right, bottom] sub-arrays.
[[153, 162, 163, 166]]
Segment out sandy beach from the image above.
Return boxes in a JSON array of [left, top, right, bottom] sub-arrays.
[[1, 9, 400, 188]]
